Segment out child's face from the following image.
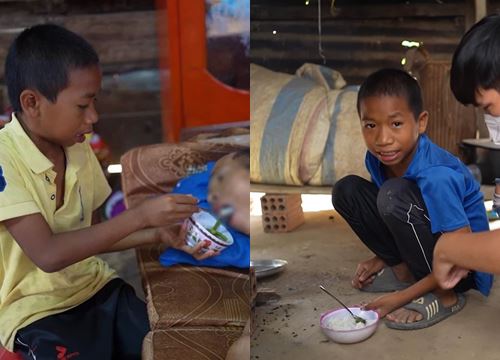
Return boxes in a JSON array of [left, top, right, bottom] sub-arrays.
[[475, 88, 500, 116], [38, 65, 101, 147], [208, 155, 250, 235], [360, 95, 427, 177]]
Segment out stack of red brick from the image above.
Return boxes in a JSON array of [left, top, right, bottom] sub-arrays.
[[260, 194, 304, 233]]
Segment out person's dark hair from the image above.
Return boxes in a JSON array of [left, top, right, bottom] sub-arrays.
[[232, 149, 250, 170], [357, 68, 423, 120], [450, 14, 500, 105], [5, 23, 99, 112]]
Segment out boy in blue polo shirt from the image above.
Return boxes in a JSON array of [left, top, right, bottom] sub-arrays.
[[0, 24, 213, 358], [332, 68, 492, 329]]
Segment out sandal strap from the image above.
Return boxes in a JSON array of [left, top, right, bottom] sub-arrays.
[[404, 293, 441, 321]]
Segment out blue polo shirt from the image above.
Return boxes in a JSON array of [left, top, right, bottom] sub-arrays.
[[366, 134, 493, 296]]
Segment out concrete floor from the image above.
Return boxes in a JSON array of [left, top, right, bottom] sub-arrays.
[[250, 209, 500, 360]]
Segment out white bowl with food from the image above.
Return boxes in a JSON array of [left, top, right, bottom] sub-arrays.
[[184, 210, 234, 253], [320, 307, 379, 344]]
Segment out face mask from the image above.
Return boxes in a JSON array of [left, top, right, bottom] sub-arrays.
[[484, 114, 500, 145]]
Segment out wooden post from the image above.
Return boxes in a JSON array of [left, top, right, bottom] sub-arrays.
[[475, 0, 487, 22], [464, 0, 489, 137], [465, 0, 487, 30]]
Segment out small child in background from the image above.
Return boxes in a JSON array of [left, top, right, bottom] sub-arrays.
[[160, 149, 250, 267], [208, 150, 250, 235], [157, 149, 251, 360]]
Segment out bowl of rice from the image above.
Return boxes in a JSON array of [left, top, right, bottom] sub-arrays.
[[320, 307, 379, 344], [184, 210, 234, 254]]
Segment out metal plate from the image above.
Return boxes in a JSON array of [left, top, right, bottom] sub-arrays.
[[250, 259, 288, 279]]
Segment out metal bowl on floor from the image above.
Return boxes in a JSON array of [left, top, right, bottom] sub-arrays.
[[250, 259, 288, 279]]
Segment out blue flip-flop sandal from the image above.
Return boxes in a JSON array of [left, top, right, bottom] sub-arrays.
[[360, 267, 412, 293], [385, 292, 466, 330]]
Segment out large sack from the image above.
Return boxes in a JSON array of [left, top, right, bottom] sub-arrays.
[[308, 86, 369, 185], [251, 63, 369, 186]]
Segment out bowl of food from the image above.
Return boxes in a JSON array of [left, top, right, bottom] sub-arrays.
[[184, 210, 234, 253], [320, 307, 379, 344]]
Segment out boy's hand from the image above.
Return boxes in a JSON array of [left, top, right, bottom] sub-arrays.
[[433, 235, 470, 289], [433, 255, 469, 290], [352, 256, 385, 289], [156, 224, 220, 261], [434, 264, 469, 290], [362, 293, 401, 318], [138, 194, 199, 227]]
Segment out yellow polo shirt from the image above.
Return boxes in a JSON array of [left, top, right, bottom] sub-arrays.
[[0, 114, 116, 350]]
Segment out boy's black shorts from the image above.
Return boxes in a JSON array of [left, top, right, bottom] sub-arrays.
[[13, 278, 149, 360]]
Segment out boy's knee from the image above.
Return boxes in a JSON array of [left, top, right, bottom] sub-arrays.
[[376, 178, 418, 216], [332, 175, 365, 208]]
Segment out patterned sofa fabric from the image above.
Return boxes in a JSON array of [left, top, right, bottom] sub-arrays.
[[142, 327, 243, 360], [136, 244, 251, 330]]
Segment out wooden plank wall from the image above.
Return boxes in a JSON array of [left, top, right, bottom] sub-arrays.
[[250, 2, 468, 85], [250, 1, 489, 159], [0, 6, 158, 80]]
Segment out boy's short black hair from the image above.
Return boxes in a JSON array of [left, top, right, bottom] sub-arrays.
[[5, 23, 99, 112], [450, 14, 500, 106], [357, 68, 423, 120]]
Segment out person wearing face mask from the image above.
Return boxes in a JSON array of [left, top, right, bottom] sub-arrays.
[[484, 114, 500, 145], [433, 14, 500, 289]]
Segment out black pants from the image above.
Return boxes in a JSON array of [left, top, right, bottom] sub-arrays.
[[332, 175, 475, 292], [14, 278, 149, 360]]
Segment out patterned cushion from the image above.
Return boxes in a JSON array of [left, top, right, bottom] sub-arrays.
[[142, 328, 241, 360], [120, 141, 253, 360], [136, 244, 251, 329]]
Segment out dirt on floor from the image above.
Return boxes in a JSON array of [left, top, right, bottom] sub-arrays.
[[251, 210, 500, 360]]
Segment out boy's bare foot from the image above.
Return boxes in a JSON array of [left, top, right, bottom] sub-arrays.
[[352, 256, 386, 289], [391, 262, 416, 284], [386, 288, 457, 324]]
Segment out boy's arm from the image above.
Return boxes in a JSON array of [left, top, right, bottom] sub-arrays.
[[434, 229, 500, 288], [5, 210, 145, 272], [4, 194, 198, 272], [365, 226, 470, 317], [102, 227, 159, 252], [93, 210, 215, 259], [91, 210, 160, 252], [435, 228, 500, 272]]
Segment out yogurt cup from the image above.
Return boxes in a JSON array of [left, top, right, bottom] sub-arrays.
[[184, 210, 234, 253]]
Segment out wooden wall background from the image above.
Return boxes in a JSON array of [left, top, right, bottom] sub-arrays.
[[250, 0, 500, 161], [0, 0, 159, 79], [250, 0, 474, 85]]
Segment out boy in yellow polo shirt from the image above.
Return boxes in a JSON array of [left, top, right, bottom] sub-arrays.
[[0, 24, 215, 359]]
